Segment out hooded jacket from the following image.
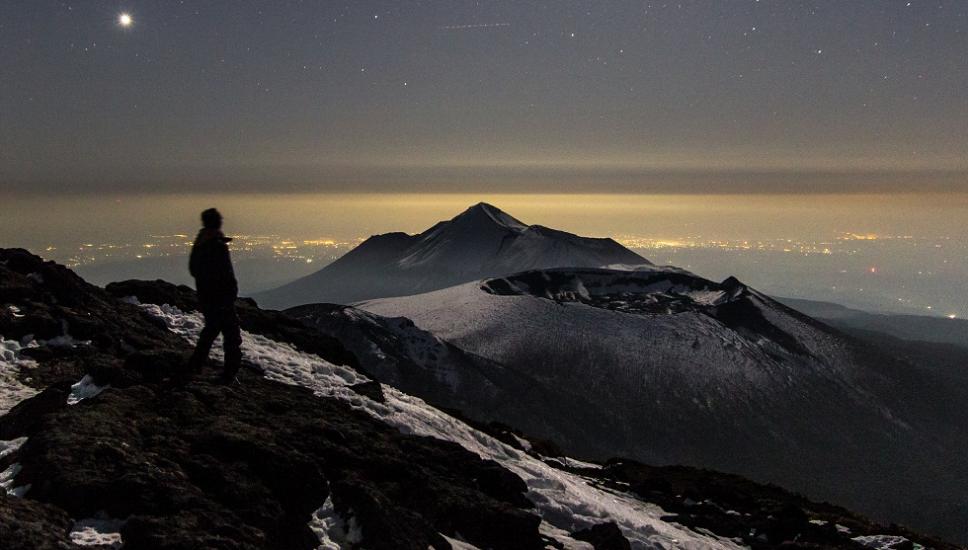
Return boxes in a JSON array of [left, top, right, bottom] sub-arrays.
[[189, 228, 239, 304]]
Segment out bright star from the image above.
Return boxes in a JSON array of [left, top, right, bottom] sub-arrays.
[[119, 13, 133, 28]]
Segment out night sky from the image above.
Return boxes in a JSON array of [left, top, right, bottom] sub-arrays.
[[2, 1, 967, 194]]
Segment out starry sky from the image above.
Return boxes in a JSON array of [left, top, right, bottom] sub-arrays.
[[2, 0, 967, 195]]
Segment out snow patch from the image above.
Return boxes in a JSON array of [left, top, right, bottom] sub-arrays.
[[509, 433, 533, 452], [0, 336, 40, 415], [440, 533, 482, 550], [309, 496, 362, 549], [684, 289, 727, 306], [538, 521, 594, 549], [69, 516, 125, 547], [549, 456, 603, 470], [67, 374, 108, 405], [0, 408, 29, 498], [0, 436, 27, 460], [852, 534, 919, 550], [1, 462, 29, 497]]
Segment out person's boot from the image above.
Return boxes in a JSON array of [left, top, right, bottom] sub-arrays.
[[219, 350, 242, 385], [218, 369, 240, 385]]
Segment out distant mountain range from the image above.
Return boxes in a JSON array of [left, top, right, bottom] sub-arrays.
[[778, 296, 968, 350], [254, 203, 646, 309]]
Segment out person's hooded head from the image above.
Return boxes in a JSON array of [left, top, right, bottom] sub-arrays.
[[201, 208, 223, 230]]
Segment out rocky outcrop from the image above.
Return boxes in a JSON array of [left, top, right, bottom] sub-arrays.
[[0, 492, 73, 550], [0, 249, 544, 549], [4, 360, 541, 549], [570, 522, 631, 550]]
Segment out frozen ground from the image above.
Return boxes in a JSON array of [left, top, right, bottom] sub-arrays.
[[69, 517, 125, 548], [142, 302, 745, 550], [0, 336, 39, 416]]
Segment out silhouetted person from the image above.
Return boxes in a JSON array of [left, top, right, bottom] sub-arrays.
[[188, 208, 242, 384]]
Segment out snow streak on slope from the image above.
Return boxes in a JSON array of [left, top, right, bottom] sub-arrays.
[[0, 336, 39, 415], [141, 302, 743, 550]]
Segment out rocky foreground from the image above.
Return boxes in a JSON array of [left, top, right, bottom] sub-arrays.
[[0, 249, 959, 549]]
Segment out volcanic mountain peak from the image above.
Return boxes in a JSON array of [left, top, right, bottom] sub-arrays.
[[255, 203, 649, 308], [445, 202, 529, 233]]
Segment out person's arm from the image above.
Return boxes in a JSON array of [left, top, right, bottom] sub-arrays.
[[217, 241, 239, 297], [188, 243, 200, 279]]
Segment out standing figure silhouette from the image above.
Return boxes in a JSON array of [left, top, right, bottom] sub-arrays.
[[188, 208, 242, 384]]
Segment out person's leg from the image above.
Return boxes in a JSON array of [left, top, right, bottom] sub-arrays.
[[220, 306, 243, 382], [189, 306, 220, 370]]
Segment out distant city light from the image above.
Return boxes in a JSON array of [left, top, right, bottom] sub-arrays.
[[118, 13, 133, 27], [949, 314, 959, 320]]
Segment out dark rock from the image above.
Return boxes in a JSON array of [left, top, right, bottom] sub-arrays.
[[9, 365, 545, 550], [122, 509, 272, 550], [123, 349, 191, 383], [0, 493, 73, 550], [329, 476, 449, 550], [570, 521, 631, 550], [0, 249, 188, 360], [0, 382, 71, 441], [348, 380, 385, 402]]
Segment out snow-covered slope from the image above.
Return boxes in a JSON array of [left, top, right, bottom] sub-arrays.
[[255, 203, 647, 309], [141, 301, 742, 550], [285, 303, 617, 450], [357, 267, 968, 538]]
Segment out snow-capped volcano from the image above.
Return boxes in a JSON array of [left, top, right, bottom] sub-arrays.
[[255, 203, 647, 309], [353, 266, 968, 542]]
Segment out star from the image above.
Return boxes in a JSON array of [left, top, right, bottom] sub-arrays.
[[118, 13, 133, 28]]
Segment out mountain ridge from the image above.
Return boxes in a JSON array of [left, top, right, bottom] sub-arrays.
[[254, 203, 648, 309]]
